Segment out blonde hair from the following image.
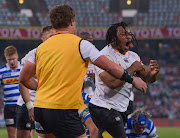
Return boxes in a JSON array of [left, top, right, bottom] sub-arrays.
[[129, 107, 152, 123], [4, 46, 18, 57]]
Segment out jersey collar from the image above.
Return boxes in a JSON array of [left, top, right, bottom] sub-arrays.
[[56, 31, 70, 34]]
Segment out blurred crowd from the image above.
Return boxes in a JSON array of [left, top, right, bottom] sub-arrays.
[[133, 43, 180, 119]]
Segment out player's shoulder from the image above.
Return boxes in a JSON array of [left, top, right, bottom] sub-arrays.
[[128, 116, 133, 121], [100, 45, 111, 53], [146, 119, 155, 129], [21, 49, 36, 66], [128, 50, 139, 56], [100, 45, 115, 58], [0, 64, 8, 74], [127, 117, 133, 128], [0, 64, 7, 70], [128, 51, 140, 59]]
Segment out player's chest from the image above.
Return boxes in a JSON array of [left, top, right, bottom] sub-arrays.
[[114, 53, 135, 69], [1, 69, 20, 84]]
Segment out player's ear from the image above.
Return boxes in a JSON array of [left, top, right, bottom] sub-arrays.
[[41, 36, 45, 42], [70, 19, 75, 26]]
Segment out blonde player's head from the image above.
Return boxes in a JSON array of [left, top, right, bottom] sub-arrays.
[[130, 107, 152, 134], [4, 46, 19, 68]]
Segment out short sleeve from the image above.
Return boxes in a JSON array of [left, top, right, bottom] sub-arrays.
[[79, 40, 102, 62], [28, 48, 37, 65]]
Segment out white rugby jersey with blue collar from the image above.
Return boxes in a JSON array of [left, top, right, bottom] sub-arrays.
[[126, 117, 158, 138], [0, 62, 21, 106]]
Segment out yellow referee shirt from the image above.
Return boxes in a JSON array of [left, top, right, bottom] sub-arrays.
[[34, 32, 88, 109]]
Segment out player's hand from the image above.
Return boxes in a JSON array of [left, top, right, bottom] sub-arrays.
[[132, 77, 147, 93], [28, 107, 34, 121], [149, 60, 159, 76], [130, 61, 145, 73]]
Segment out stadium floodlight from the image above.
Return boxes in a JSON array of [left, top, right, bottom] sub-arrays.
[[19, 0, 24, 4], [127, 0, 132, 5]]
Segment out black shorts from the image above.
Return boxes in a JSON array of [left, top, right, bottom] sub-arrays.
[[34, 107, 85, 138], [16, 105, 35, 130], [89, 103, 127, 138], [4, 106, 17, 127]]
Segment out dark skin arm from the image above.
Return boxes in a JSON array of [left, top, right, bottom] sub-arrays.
[[99, 61, 144, 89], [93, 55, 147, 93], [136, 60, 159, 83]]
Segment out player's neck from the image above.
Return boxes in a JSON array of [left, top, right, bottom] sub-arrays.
[[10, 66, 18, 69], [56, 28, 71, 34]]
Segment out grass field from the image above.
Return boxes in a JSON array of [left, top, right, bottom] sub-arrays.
[[0, 127, 180, 138]]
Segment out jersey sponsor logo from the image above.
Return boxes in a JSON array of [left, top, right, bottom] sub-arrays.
[[35, 121, 44, 130], [2, 73, 11, 77], [124, 57, 129, 63], [5, 118, 14, 125], [3, 77, 19, 84]]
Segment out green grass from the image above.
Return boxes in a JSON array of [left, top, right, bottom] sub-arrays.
[[0, 129, 38, 138], [0, 127, 180, 138], [157, 127, 180, 138]]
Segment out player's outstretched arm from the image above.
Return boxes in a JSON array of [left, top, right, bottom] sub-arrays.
[[93, 55, 147, 93], [98, 61, 145, 89]]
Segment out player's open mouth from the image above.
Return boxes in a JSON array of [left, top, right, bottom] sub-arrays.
[[126, 41, 131, 46]]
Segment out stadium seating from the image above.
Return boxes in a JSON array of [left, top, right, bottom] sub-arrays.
[[0, 0, 30, 26], [133, 0, 180, 26], [0, 0, 180, 27]]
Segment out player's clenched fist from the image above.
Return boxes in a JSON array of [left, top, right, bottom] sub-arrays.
[[149, 60, 159, 76]]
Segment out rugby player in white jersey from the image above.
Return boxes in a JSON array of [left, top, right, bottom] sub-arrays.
[[0, 46, 20, 138], [89, 22, 159, 138], [126, 108, 158, 138], [16, 25, 56, 138]]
